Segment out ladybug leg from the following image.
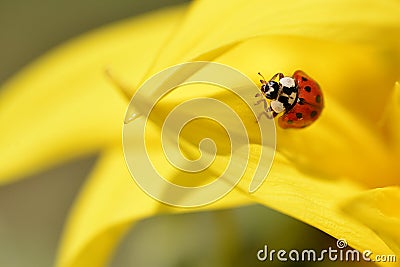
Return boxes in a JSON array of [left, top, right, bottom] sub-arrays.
[[254, 98, 274, 121], [256, 109, 276, 121], [254, 94, 266, 104]]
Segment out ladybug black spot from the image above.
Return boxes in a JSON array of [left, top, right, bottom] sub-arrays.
[[310, 110, 318, 118], [296, 113, 303, 119], [304, 86, 311, 92], [301, 76, 308, 81], [287, 120, 293, 124], [316, 95, 321, 103]]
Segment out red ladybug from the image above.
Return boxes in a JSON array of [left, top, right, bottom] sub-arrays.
[[256, 70, 324, 128]]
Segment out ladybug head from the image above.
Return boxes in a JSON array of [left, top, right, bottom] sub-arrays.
[[262, 81, 280, 100]]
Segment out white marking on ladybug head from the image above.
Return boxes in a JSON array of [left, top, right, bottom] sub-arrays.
[[271, 100, 285, 113], [280, 77, 295, 88]]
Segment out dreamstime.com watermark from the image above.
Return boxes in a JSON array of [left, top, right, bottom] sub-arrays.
[[123, 62, 276, 207], [257, 239, 397, 263]]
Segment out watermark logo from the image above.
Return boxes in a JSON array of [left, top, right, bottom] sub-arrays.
[[122, 62, 276, 207], [336, 238, 348, 249], [257, 239, 397, 263]]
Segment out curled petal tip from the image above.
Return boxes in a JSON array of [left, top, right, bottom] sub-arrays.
[[124, 113, 139, 124]]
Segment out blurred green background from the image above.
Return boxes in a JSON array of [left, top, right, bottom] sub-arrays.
[[0, 1, 372, 267]]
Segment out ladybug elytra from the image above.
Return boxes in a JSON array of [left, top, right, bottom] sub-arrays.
[[255, 70, 324, 129]]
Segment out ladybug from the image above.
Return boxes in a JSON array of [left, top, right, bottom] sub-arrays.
[[255, 70, 324, 128]]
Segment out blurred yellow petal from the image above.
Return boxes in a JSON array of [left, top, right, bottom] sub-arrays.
[[342, 187, 400, 259], [0, 5, 187, 184], [56, 146, 251, 267], [148, 0, 400, 73], [154, 107, 398, 262], [248, 154, 396, 259], [379, 82, 400, 154], [54, 146, 154, 267], [57, 144, 395, 267]]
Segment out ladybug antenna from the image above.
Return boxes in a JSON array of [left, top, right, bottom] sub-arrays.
[[258, 72, 267, 84]]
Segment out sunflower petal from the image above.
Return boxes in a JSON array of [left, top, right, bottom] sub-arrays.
[[379, 82, 400, 155], [148, 0, 400, 73], [57, 144, 395, 267], [0, 5, 187, 184], [341, 187, 400, 259], [55, 146, 251, 267], [58, 87, 396, 267], [173, 127, 395, 258], [188, 36, 397, 187]]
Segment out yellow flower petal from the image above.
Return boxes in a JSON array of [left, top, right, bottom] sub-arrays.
[[135, 0, 400, 186], [56, 2, 400, 264], [379, 82, 400, 155], [147, 0, 400, 74], [57, 144, 395, 267], [0, 5, 187, 184], [168, 114, 398, 261], [185, 36, 397, 187], [341, 187, 400, 260], [211, 35, 399, 128], [161, 90, 396, 258], [248, 154, 396, 260], [56, 146, 251, 267]]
